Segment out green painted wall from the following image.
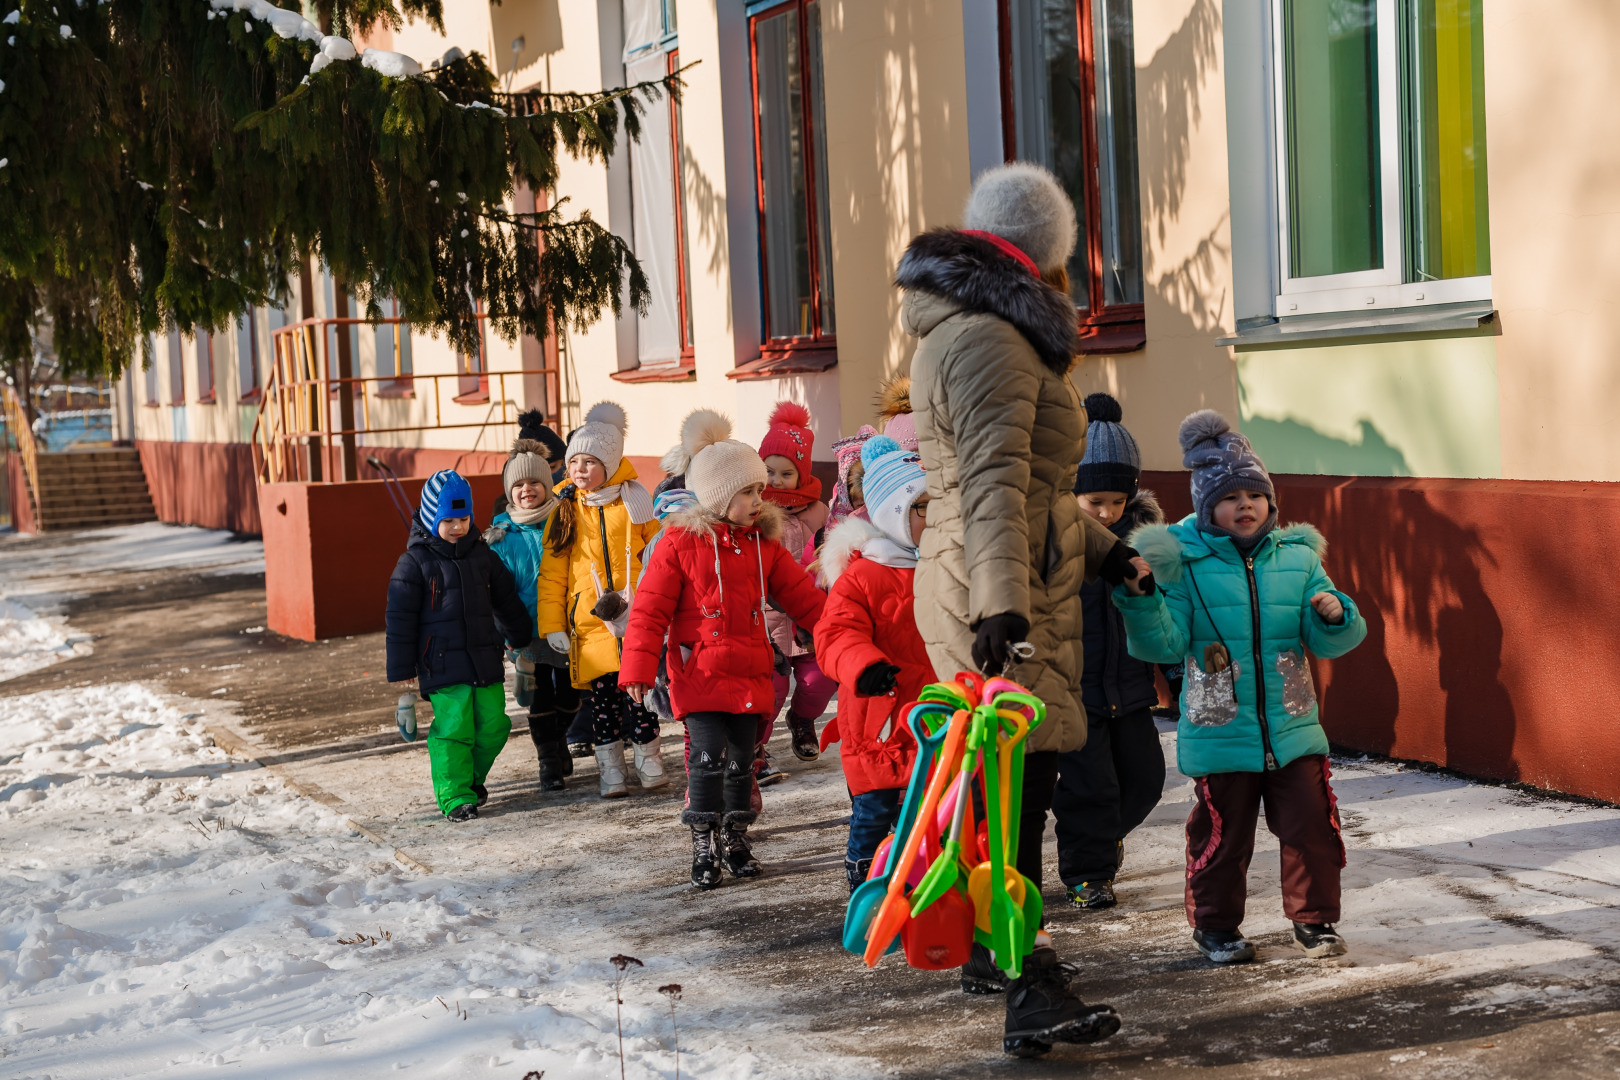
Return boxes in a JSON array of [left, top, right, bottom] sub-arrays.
[[1234, 335, 1500, 479]]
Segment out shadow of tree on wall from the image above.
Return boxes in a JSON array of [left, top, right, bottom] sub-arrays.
[[1136, 0, 1220, 248], [682, 155, 731, 332], [1241, 413, 1414, 477]]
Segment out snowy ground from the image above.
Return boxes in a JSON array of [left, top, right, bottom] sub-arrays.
[[6, 524, 1620, 1079]]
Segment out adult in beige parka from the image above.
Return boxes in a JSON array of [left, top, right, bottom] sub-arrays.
[[895, 163, 1143, 1056]]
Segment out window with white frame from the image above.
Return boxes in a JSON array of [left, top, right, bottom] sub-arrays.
[[622, 0, 695, 370], [1274, 0, 1490, 316]]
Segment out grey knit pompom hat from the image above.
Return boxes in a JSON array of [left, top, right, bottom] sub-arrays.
[[963, 162, 1078, 273], [1179, 410, 1277, 537]]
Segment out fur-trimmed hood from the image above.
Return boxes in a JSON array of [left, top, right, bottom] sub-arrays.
[[1129, 515, 1326, 585], [817, 515, 884, 587], [659, 499, 786, 543], [894, 228, 1079, 373], [1109, 489, 1163, 538]]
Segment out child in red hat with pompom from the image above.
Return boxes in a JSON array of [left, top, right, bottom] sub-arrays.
[[757, 401, 836, 774]]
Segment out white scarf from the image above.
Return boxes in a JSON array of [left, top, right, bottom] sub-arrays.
[[582, 479, 656, 524], [860, 535, 920, 569]]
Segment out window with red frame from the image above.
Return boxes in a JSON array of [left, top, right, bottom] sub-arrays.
[[1000, 0, 1145, 352], [749, 0, 835, 365], [235, 309, 260, 402], [166, 330, 185, 405]]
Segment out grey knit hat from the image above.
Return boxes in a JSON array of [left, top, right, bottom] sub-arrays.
[[1074, 393, 1141, 497], [565, 401, 628, 478], [963, 162, 1078, 272], [1179, 410, 1277, 536], [503, 438, 553, 497]]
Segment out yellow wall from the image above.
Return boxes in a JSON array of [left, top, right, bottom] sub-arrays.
[[817, 0, 974, 433], [1484, 1, 1620, 482], [1068, 0, 1238, 472]]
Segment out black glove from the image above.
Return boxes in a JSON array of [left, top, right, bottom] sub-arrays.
[[970, 612, 1030, 675], [855, 661, 901, 697], [1098, 541, 1155, 594]]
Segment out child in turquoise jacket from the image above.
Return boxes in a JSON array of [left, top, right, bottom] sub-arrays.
[[1114, 410, 1366, 965]]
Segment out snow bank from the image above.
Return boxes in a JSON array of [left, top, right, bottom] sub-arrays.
[[0, 597, 91, 682], [0, 684, 806, 1078]]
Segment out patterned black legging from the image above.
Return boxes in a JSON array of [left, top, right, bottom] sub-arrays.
[[585, 673, 660, 747]]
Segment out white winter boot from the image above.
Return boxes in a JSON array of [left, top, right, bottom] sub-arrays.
[[595, 741, 630, 799], [632, 734, 670, 790]]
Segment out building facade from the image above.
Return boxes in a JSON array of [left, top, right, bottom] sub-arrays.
[[118, 0, 1620, 801]]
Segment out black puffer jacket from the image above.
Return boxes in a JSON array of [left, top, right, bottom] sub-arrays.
[[386, 521, 534, 696], [1080, 491, 1163, 718]]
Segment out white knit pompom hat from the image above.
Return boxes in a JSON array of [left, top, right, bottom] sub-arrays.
[[962, 162, 1078, 272], [565, 401, 628, 477], [675, 409, 769, 516]]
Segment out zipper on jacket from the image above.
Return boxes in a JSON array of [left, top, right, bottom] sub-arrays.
[[1245, 555, 1278, 771], [598, 507, 615, 592]]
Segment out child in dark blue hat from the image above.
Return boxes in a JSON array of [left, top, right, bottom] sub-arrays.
[[385, 469, 534, 821]]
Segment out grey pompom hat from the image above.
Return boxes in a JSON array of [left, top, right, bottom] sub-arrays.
[[1179, 410, 1277, 537], [963, 162, 1078, 273]]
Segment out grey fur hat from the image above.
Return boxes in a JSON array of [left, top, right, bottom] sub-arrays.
[[963, 162, 1078, 273], [1179, 410, 1277, 537], [1075, 393, 1141, 497]]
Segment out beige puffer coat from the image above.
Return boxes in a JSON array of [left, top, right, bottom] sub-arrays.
[[897, 229, 1121, 754]]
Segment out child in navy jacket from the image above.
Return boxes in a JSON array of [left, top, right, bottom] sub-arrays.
[[386, 470, 533, 821]]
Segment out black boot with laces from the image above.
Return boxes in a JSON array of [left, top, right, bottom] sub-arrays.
[[961, 941, 1008, 994], [1002, 947, 1121, 1057], [721, 812, 762, 878], [1292, 921, 1347, 958], [688, 824, 722, 890]]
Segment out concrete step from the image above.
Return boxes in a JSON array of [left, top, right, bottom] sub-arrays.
[[36, 510, 159, 532]]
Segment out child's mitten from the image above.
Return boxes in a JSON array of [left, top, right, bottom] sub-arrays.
[[855, 662, 901, 697]]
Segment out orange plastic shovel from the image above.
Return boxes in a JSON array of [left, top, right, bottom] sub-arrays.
[[862, 706, 970, 966]]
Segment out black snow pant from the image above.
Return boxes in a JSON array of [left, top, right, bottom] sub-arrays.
[[683, 711, 760, 822], [526, 663, 581, 754], [1016, 750, 1060, 907], [1052, 707, 1167, 887]]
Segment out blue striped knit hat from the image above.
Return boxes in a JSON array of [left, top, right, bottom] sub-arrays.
[[860, 434, 927, 549], [418, 469, 474, 533], [1074, 393, 1141, 497]]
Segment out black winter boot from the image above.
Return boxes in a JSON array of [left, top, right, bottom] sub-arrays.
[[682, 811, 722, 890], [1292, 922, 1347, 958], [1193, 927, 1256, 964], [961, 941, 1009, 995], [535, 741, 570, 791], [1065, 880, 1117, 910], [471, 784, 489, 807], [447, 802, 478, 823], [1002, 947, 1121, 1057], [845, 858, 872, 894], [786, 712, 820, 761], [721, 812, 761, 878]]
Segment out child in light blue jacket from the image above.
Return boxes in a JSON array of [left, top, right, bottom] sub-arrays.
[[484, 416, 577, 791], [1115, 410, 1366, 966]]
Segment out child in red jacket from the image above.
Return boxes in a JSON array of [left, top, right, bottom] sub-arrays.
[[621, 410, 827, 890], [815, 435, 937, 891]]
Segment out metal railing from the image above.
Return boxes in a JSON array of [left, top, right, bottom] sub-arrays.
[[252, 316, 561, 485]]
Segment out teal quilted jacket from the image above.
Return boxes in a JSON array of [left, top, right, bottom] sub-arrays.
[[1113, 516, 1366, 777]]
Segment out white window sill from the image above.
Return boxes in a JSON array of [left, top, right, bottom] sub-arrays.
[[1215, 301, 1496, 349]]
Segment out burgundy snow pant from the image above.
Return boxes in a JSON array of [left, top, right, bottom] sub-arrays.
[[1185, 753, 1345, 931]]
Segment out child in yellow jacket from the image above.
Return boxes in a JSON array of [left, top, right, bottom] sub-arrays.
[[537, 403, 665, 799]]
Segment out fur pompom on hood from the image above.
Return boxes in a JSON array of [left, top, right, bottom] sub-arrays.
[[894, 229, 1079, 373], [1129, 518, 1327, 585], [816, 515, 886, 587], [660, 499, 785, 543], [876, 374, 911, 422]]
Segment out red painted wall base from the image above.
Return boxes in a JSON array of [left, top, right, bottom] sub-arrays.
[[1141, 471, 1620, 804], [136, 440, 260, 534], [259, 474, 506, 642]]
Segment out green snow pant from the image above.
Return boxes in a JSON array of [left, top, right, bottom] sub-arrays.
[[427, 682, 511, 815]]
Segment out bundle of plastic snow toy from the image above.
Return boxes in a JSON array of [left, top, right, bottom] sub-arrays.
[[842, 672, 1045, 979]]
